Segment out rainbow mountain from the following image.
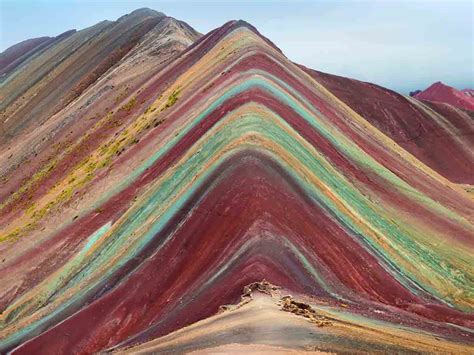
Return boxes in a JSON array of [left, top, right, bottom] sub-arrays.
[[0, 9, 473, 354]]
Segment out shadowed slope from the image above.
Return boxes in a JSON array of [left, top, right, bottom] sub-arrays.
[[0, 18, 473, 354]]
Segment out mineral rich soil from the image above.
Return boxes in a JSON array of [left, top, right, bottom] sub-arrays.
[[1, 10, 473, 355]]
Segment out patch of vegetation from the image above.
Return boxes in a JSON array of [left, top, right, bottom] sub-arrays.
[[85, 161, 97, 173], [114, 86, 130, 103], [3, 227, 22, 242], [163, 88, 181, 110], [1, 84, 179, 242], [144, 105, 157, 114], [120, 97, 137, 112], [0, 159, 57, 210]]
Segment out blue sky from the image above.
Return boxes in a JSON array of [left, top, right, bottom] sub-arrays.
[[1, 0, 472, 93]]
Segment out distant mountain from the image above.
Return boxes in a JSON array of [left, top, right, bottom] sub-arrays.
[[300, 67, 474, 183], [0, 9, 472, 355], [414, 81, 474, 111]]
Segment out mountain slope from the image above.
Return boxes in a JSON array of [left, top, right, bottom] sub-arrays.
[[0, 16, 472, 354], [0, 9, 189, 141], [117, 284, 471, 354], [300, 68, 474, 183], [0, 12, 200, 210], [0, 36, 53, 76], [415, 81, 474, 111]]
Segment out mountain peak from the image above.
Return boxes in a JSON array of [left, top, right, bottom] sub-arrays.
[[117, 8, 165, 22], [415, 81, 474, 111], [199, 19, 283, 55]]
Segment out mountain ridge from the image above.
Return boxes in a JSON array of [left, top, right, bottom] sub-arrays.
[[0, 9, 199, 142], [299, 66, 474, 183], [0, 10, 473, 354], [415, 81, 474, 111]]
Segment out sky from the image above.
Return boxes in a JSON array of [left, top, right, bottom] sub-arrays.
[[0, 0, 472, 94]]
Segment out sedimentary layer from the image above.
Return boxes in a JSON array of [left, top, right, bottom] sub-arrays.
[[0, 16, 472, 354], [301, 68, 474, 183]]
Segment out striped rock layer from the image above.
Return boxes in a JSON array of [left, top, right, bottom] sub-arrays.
[[0, 8, 200, 142], [301, 67, 474, 184], [0, 17, 473, 354]]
